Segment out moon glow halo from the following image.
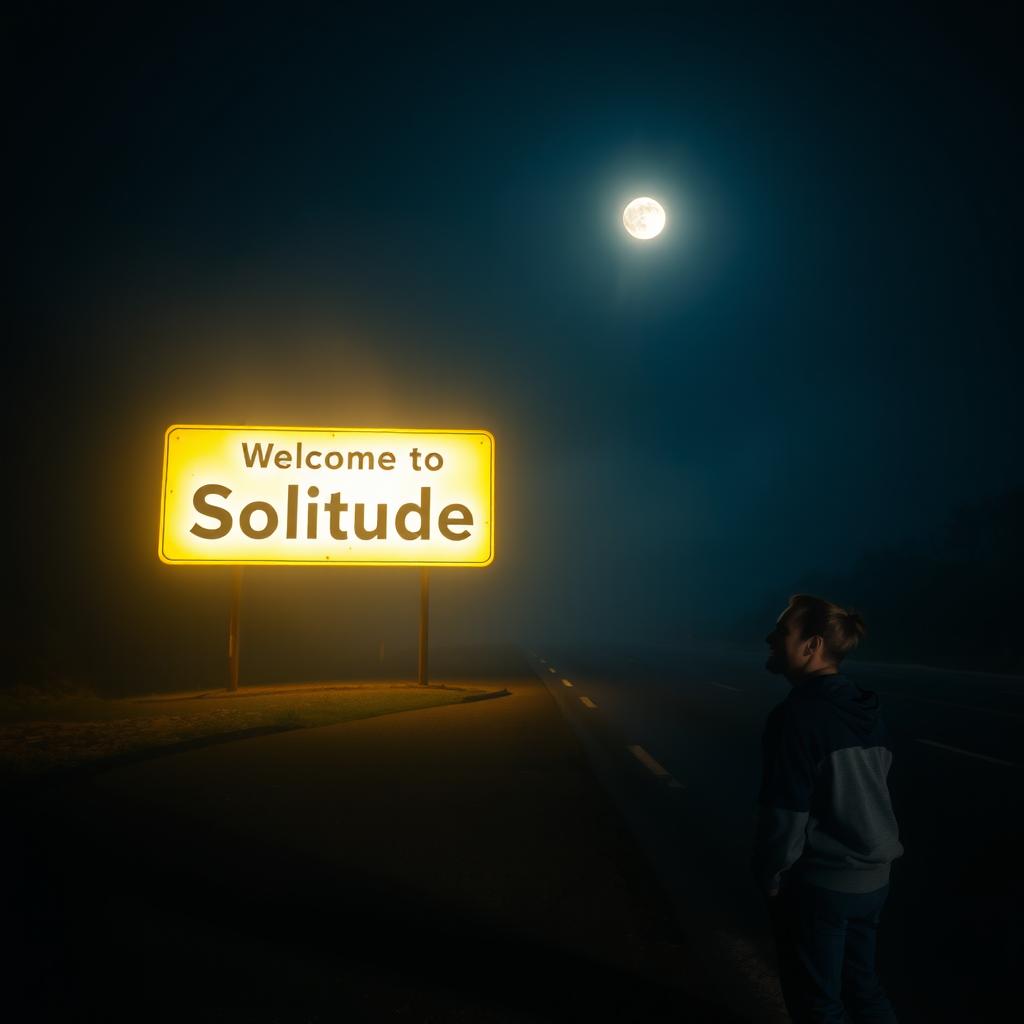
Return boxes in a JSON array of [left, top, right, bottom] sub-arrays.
[[622, 197, 666, 240]]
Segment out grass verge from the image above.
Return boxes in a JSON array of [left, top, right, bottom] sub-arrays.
[[0, 682, 482, 782]]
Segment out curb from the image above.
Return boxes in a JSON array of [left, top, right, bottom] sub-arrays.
[[460, 688, 512, 703]]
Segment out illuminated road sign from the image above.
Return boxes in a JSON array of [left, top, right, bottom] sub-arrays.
[[159, 425, 494, 567]]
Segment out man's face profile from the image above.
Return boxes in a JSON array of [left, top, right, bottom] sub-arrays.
[[765, 611, 788, 675], [765, 608, 803, 678]]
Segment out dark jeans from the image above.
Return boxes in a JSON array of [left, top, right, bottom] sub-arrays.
[[768, 880, 899, 1024]]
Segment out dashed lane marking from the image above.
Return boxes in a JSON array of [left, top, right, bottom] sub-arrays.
[[708, 681, 742, 692], [561, 678, 573, 687], [580, 696, 597, 709], [627, 744, 669, 776], [627, 744, 686, 789], [915, 738, 1017, 768], [548, 667, 557, 674]]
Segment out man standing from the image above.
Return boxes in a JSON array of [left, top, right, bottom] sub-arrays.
[[753, 594, 903, 1023]]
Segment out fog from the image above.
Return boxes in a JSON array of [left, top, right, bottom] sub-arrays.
[[11, 9, 1023, 694]]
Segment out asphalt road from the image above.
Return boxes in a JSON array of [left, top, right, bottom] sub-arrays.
[[4, 647, 746, 1024], [528, 644, 1024, 1024]]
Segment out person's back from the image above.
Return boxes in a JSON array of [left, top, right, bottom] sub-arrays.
[[757, 673, 904, 894], [753, 594, 903, 1024]]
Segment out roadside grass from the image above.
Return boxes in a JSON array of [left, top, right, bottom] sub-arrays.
[[0, 682, 482, 781]]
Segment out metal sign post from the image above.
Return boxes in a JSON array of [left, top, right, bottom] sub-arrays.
[[228, 566, 242, 691], [159, 426, 494, 692], [418, 567, 430, 686]]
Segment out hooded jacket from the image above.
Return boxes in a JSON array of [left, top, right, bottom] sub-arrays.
[[751, 671, 904, 895]]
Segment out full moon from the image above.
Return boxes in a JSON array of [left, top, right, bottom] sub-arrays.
[[622, 197, 666, 240]]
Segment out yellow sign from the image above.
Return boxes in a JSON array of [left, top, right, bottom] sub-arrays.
[[159, 425, 494, 567]]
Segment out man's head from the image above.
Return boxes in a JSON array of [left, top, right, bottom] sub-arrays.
[[765, 594, 867, 683]]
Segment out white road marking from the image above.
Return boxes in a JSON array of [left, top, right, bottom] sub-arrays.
[[561, 678, 573, 688], [539, 658, 546, 664], [915, 738, 1017, 768], [627, 744, 669, 776], [580, 696, 597, 709], [548, 667, 556, 674], [708, 681, 742, 692], [627, 744, 686, 789]]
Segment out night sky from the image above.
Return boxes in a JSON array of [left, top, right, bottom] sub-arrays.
[[12, 8, 1023, 692]]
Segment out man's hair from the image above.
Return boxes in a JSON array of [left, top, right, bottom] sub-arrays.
[[786, 594, 867, 664]]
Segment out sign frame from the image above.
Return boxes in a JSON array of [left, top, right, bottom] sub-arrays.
[[158, 424, 495, 568]]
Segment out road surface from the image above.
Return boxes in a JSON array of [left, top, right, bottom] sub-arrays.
[[530, 643, 1023, 1023]]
